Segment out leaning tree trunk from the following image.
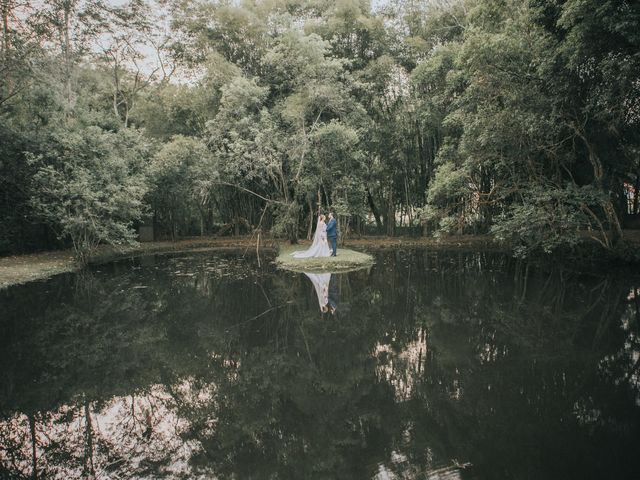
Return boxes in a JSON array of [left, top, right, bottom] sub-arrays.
[[83, 399, 95, 478], [571, 123, 624, 245]]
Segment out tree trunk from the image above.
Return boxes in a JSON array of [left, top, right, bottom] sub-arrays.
[[571, 123, 623, 244], [63, 2, 73, 106], [153, 208, 158, 241], [124, 104, 129, 128], [417, 130, 428, 204], [1, 0, 11, 58], [457, 196, 465, 235], [322, 183, 331, 208], [404, 175, 413, 228], [287, 218, 298, 244], [634, 173, 639, 215], [83, 400, 95, 477], [339, 215, 348, 245], [479, 167, 493, 231], [1, 0, 12, 100], [386, 189, 395, 236], [307, 198, 314, 240], [366, 188, 383, 233], [29, 414, 37, 480]]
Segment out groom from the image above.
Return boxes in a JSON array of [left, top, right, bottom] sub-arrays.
[[326, 212, 338, 257]]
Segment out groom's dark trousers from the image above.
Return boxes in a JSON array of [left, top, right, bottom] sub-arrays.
[[326, 218, 338, 256], [329, 236, 337, 256]]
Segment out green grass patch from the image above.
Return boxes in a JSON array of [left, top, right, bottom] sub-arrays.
[[276, 244, 374, 273]]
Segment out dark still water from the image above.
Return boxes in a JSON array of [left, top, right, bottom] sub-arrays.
[[1, 250, 639, 479]]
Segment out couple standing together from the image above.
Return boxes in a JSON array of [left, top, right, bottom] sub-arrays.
[[291, 212, 338, 258]]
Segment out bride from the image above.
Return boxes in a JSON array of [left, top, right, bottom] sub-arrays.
[[291, 214, 331, 258]]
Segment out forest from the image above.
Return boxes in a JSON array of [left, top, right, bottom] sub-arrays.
[[1, 0, 639, 261]]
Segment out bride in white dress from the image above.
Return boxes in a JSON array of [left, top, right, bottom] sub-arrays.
[[291, 214, 331, 258]]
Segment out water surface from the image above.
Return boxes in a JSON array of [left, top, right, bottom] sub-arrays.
[[1, 250, 639, 479]]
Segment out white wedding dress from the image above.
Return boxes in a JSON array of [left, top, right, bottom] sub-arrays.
[[291, 220, 331, 258], [304, 272, 331, 310]]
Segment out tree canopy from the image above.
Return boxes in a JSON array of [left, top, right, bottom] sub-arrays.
[[1, 0, 638, 260]]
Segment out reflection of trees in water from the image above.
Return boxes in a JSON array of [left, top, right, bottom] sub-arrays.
[[167, 271, 399, 478], [0, 263, 210, 478], [1, 388, 195, 478], [0, 251, 639, 479], [379, 253, 640, 479], [597, 286, 640, 407]]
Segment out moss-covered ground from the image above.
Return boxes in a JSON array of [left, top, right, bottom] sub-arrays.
[[275, 244, 374, 273]]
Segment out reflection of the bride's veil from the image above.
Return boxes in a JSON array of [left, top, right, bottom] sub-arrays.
[[303, 272, 337, 314]]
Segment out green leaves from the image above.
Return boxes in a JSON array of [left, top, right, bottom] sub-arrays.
[[410, 0, 638, 253], [28, 125, 150, 262], [3, 0, 638, 255], [149, 135, 213, 237], [207, 76, 272, 184], [491, 183, 609, 256]]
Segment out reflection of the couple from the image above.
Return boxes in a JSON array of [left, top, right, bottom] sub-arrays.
[[303, 272, 338, 314]]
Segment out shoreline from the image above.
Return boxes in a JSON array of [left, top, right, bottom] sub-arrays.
[[0, 235, 500, 289], [0, 237, 276, 290], [2, 232, 639, 289]]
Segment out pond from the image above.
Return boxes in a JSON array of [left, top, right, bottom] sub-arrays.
[[1, 249, 639, 479]]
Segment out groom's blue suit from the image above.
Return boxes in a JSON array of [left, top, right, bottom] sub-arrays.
[[326, 217, 338, 256]]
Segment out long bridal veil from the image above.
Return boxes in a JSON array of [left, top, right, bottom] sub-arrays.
[[291, 219, 331, 258]]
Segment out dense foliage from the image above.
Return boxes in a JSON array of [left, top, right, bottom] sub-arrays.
[[1, 0, 638, 259]]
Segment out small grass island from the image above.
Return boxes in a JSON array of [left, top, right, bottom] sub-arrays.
[[275, 244, 374, 273]]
